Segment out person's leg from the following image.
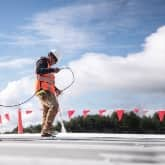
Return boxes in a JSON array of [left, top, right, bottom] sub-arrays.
[[42, 92, 59, 135], [41, 105, 49, 132], [37, 91, 52, 135]]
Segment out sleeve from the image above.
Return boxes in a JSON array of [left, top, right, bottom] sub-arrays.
[[36, 57, 55, 74]]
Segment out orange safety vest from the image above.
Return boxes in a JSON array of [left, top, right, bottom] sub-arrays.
[[35, 62, 55, 94]]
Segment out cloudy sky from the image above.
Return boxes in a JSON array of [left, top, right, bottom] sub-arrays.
[[0, 0, 165, 131]]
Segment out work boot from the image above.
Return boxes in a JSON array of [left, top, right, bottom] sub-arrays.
[[41, 132, 53, 137]]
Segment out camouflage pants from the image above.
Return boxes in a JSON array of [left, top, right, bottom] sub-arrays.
[[37, 90, 59, 134]]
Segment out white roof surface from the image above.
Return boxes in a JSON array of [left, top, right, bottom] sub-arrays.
[[0, 133, 165, 165]]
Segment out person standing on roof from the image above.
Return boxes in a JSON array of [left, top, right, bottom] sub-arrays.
[[35, 49, 62, 137]]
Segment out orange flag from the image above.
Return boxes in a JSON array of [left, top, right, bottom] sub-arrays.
[[25, 110, 33, 114], [83, 110, 90, 118], [98, 109, 106, 117], [157, 110, 165, 122], [116, 109, 125, 121], [133, 108, 140, 113], [4, 113, 10, 121], [67, 110, 75, 119]]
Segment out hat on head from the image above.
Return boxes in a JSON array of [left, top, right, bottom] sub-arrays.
[[48, 49, 60, 61]]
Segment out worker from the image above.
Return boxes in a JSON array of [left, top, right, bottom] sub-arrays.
[[35, 49, 61, 137]]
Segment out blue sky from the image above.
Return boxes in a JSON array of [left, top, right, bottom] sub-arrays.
[[0, 0, 165, 131]]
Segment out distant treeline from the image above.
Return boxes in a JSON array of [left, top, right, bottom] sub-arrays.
[[5, 112, 165, 134]]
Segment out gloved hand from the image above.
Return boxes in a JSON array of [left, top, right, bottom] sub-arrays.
[[53, 67, 60, 73]]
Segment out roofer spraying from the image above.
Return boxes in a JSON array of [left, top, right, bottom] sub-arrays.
[[35, 50, 62, 137]]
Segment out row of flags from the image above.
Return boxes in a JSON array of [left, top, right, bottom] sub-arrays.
[[68, 109, 110, 118], [67, 109, 165, 122], [1, 109, 165, 125], [1, 108, 165, 134], [0, 110, 32, 124], [68, 109, 145, 120]]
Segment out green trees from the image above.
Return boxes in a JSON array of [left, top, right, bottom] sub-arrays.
[[7, 111, 165, 134]]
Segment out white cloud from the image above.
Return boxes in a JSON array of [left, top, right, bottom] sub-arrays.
[[0, 58, 33, 68], [66, 26, 165, 95], [0, 76, 35, 107]]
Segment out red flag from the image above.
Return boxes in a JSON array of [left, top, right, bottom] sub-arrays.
[[67, 110, 75, 119], [83, 110, 90, 118], [133, 108, 140, 113], [25, 110, 32, 114], [4, 113, 10, 121], [116, 109, 124, 121], [98, 109, 106, 117], [157, 110, 165, 122]]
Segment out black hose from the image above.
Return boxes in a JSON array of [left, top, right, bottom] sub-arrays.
[[0, 67, 75, 108]]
